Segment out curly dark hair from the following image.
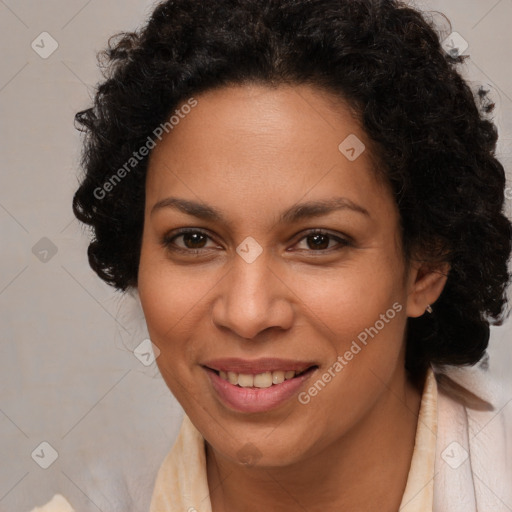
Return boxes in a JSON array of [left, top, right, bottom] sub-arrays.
[[72, 0, 512, 374]]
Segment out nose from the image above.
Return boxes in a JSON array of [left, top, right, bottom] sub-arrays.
[[211, 252, 294, 340]]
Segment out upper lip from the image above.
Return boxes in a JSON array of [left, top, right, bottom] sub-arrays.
[[202, 357, 316, 374]]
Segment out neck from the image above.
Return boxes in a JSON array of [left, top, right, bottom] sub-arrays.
[[207, 367, 425, 512]]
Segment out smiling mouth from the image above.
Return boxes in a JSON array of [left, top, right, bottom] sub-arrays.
[[209, 367, 317, 389]]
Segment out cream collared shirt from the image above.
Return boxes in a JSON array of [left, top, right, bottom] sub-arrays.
[[30, 369, 438, 512]]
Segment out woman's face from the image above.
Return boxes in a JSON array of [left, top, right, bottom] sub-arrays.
[[138, 83, 425, 467]]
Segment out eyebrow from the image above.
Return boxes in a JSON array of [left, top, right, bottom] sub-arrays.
[[150, 196, 370, 224]]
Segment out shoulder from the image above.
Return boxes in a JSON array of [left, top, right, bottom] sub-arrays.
[[432, 356, 512, 510], [28, 494, 75, 512]]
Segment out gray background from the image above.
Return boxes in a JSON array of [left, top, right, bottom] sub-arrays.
[[1, 1, 511, 511]]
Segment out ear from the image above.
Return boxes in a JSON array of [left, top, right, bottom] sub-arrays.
[[405, 261, 450, 318]]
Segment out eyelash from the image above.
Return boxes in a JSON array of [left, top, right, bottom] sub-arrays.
[[161, 228, 351, 255]]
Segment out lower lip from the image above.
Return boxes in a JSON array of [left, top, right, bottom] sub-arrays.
[[206, 367, 316, 413]]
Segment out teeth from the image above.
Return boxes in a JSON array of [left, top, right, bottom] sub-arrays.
[[272, 370, 285, 385], [218, 369, 299, 388], [238, 374, 254, 387], [253, 372, 272, 388]]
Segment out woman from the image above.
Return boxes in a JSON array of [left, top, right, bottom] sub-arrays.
[[31, 0, 512, 510]]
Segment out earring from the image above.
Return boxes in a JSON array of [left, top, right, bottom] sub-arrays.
[[425, 304, 433, 314]]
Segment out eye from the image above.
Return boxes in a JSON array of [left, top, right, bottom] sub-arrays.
[[293, 229, 351, 252], [161, 228, 351, 255], [162, 229, 218, 253]]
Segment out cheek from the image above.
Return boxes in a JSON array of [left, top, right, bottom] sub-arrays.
[[289, 260, 405, 345], [137, 245, 222, 371], [138, 268, 198, 338], [288, 258, 408, 407], [137, 254, 210, 408]]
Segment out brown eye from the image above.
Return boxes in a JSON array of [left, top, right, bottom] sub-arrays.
[[294, 230, 350, 252], [305, 233, 330, 250], [180, 231, 208, 249], [162, 229, 217, 253], [161, 228, 351, 256]]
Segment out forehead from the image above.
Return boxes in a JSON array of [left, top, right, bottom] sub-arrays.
[[145, 83, 394, 222]]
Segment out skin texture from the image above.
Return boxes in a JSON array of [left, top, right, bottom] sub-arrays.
[[137, 83, 448, 511]]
